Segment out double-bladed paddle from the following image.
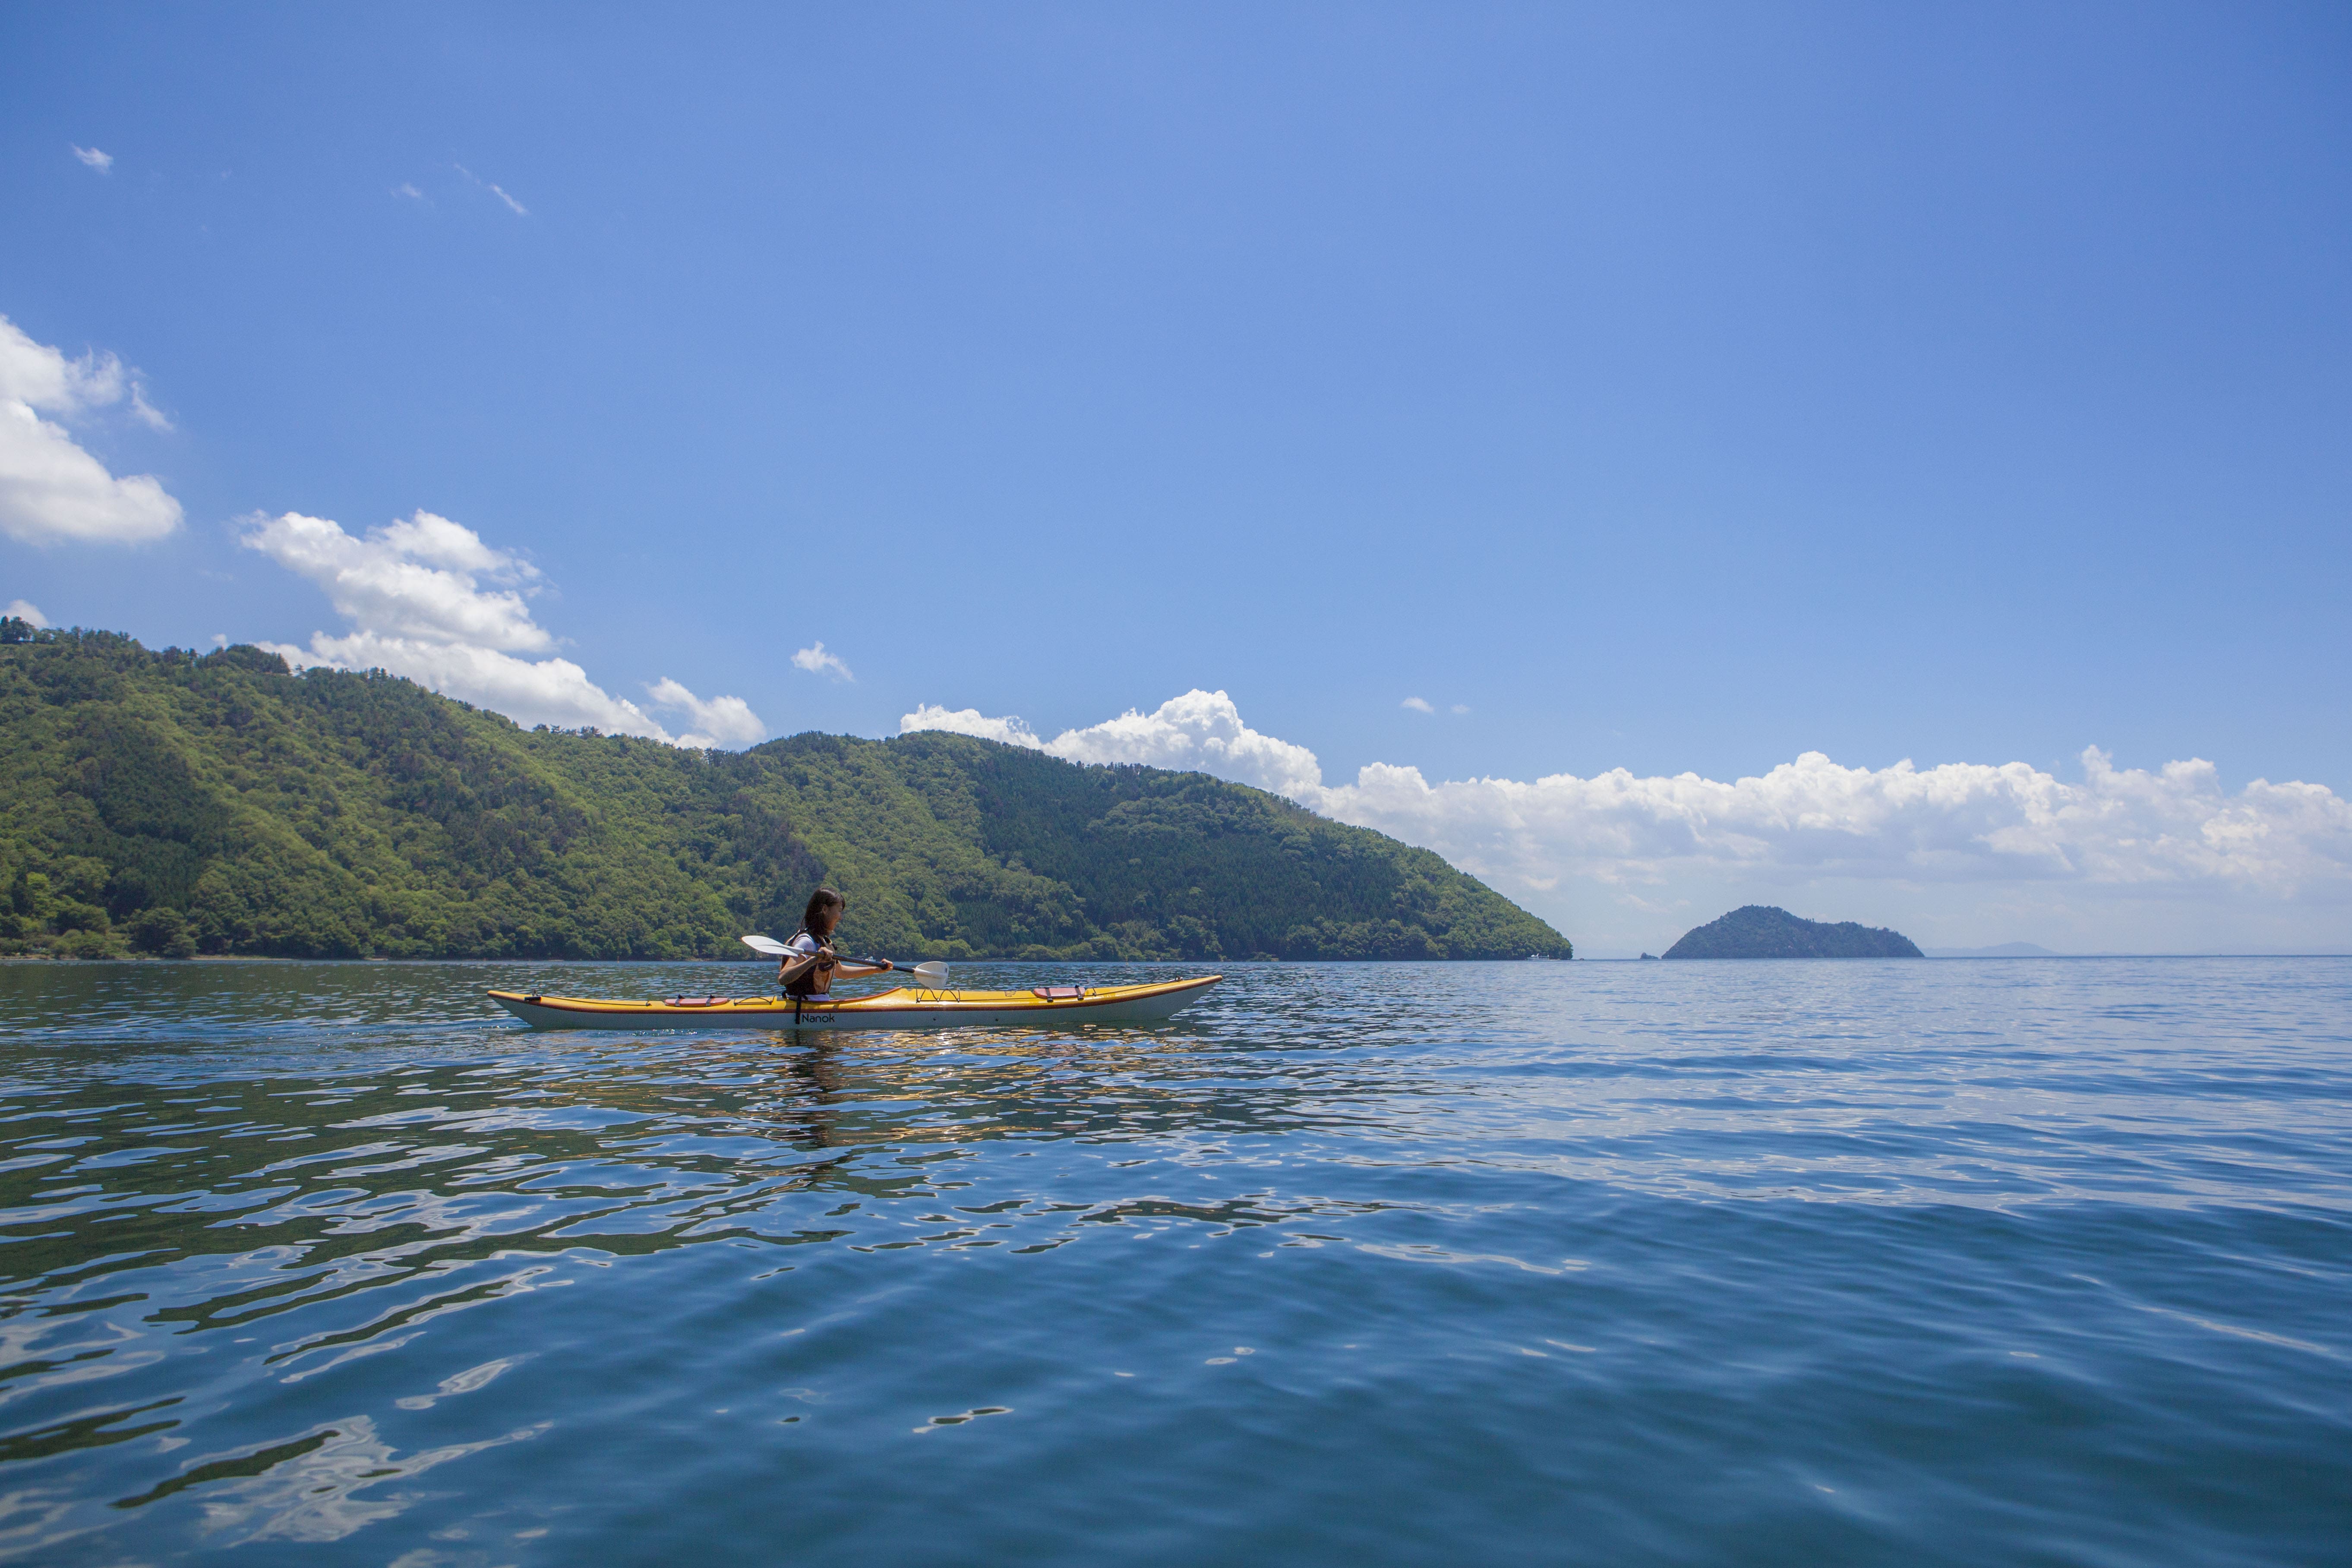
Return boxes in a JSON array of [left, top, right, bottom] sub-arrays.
[[740, 934, 948, 985]]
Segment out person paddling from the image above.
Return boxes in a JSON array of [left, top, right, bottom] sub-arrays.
[[778, 888, 894, 999]]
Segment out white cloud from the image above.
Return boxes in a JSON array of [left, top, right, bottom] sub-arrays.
[[648, 677, 767, 748], [792, 641, 853, 681], [899, 688, 2352, 952], [899, 703, 1045, 749], [264, 630, 673, 738], [1313, 748, 2352, 893], [904, 689, 1323, 801], [0, 315, 182, 545], [1402, 696, 1435, 713], [242, 510, 763, 748], [1044, 691, 1326, 799], [72, 145, 112, 171], [1451, 704, 1471, 715], [456, 165, 528, 215], [126, 384, 170, 432], [243, 511, 550, 651], [394, 182, 424, 200], [5, 599, 48, 628]]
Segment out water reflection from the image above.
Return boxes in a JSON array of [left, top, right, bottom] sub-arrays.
[[0, 962, 1443, 1552], [112, 1413, 548, 1543], [0, 1041, 1406, 1364], [0, 958, 2347, 1565]]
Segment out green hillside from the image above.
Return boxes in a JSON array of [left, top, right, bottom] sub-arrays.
[[1662, 905, 1919, 959], [0, 628, 1571, 962]]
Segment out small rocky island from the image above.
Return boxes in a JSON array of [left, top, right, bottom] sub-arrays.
[[1663, 905, 1923, 959]]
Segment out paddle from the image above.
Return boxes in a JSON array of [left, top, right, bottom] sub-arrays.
[[740, 934, 948, 985]]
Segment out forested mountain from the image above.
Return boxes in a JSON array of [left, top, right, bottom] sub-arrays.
[[0, 630, 1571, 962]]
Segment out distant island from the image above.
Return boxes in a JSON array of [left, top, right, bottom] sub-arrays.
[[0, 629, 1571, 962], [1663, 905, 1923, 959]]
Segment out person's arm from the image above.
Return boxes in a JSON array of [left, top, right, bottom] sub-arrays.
[[777, 938, 835, 990]]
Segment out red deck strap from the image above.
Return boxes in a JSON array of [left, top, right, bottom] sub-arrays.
[[1031, 985, 1087, 1001]]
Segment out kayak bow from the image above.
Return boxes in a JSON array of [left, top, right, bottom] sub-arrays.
[[486, 975, 1221, 1031]]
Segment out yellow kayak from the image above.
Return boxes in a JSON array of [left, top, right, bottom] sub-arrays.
[[486, 975, 1221, 1031]]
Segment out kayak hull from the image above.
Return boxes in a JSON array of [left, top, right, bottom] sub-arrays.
[[485, 975, 1221, 1032]]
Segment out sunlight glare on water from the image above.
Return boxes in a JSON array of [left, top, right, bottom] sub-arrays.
[[0, 957, 2347, 1565]]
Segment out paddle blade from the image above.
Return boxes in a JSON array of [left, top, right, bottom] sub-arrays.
[[908, 962, 948, 984], [740, 934, 790, 957]]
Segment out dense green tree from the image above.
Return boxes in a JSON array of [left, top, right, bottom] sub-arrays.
[[1661, 905, 1919, 959], [0, 632, 1571, 962]]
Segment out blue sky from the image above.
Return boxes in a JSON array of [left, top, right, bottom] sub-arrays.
[[5, 3, 2349, 952]]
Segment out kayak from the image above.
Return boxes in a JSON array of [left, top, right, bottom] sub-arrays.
[[485, 975, 1222, 1032]]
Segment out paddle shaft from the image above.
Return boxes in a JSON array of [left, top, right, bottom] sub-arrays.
[[739, 935, 944, 983], [794, 950, 947, 983]]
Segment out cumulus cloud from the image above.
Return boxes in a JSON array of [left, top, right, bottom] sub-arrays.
[[243, 511, 550, 652], [242, 510, 764, 748], [72, 145, 112, 171], [5, 599, 48, 627], [277, 631, 674, 738], [792, 641, 853, 681], [899, 703, 1045, 749], [648, 677, 767, 748], [1315, 750, 2352, 896], [903, 689, 1325, 801], [0, 315, 182, 545], [900, 688, 2352, 951], [1402, 696, 1434, 713], [1044, 691, 1326, 799]]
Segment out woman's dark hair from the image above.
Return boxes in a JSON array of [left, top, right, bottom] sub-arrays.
[[800, 887, 844, 933]]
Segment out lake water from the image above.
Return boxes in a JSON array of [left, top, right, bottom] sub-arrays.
[[0, 957, 2346, 1565]]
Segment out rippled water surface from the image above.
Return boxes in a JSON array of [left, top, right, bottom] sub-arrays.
[[2, 957, 2348, 1565]]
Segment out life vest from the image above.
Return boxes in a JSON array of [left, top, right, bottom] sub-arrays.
[[780, 928, 831, 998]]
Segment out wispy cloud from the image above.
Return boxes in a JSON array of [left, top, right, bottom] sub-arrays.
[[393, 181, 425, 201], [240, 510, 761, 749], [71, 145, 112, 172], [792, 641, 853, 681], [455, 164, 528, 216], [1402, 696, 1435, 713], [127, 384, 170, 432], [5, 599, 48, 628], [0, 315, 182, 545]]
